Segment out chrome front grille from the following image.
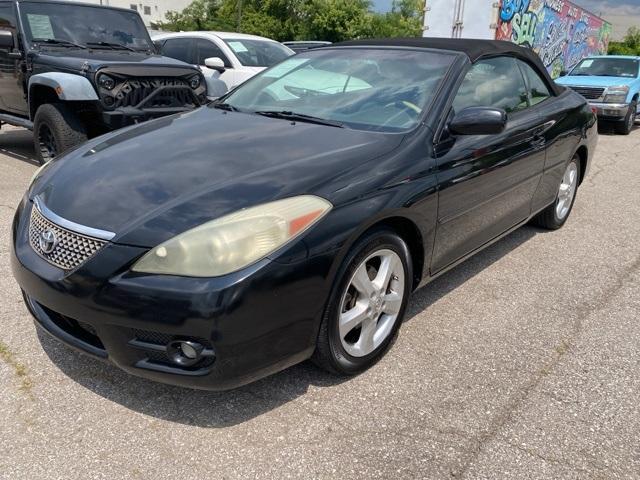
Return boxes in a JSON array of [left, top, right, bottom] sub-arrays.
[[569, 86, 605, 100], [28, 206, 107, 271]]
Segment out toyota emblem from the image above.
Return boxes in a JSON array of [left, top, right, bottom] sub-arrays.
[[39, 229, 58, 255]]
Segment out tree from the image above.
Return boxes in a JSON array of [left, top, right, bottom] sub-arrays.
[[157, 0, 425, 42], [608, 27, 640, 55]]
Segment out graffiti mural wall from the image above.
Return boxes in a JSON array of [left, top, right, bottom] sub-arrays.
[[497, 0, 612, 78]]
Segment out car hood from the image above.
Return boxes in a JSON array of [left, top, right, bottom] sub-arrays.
[[33, 49, 197, 73], [32, 107, 404, 247], [556, 75, 637, 88]]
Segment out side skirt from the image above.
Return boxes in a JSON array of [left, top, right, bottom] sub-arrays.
[[416, 202, 552, 290]]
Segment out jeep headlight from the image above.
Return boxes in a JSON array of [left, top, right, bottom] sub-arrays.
[[604, 85, 630, 104], [132, 196, 332, 277], [189, 75, 202, 89], [98, 74, 116, 91]]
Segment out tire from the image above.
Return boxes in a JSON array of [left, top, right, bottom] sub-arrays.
[[33, 103, 88, 165], [312, 227, 413, 375], [531, 155, 581, 230], [615, 100, 637, 135]]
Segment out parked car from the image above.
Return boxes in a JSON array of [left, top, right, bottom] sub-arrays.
[[556, 55, 640, 135], [154, 32, 294, 91], [12, 38, 596, 391], [283, 41, 332, 53], [0, 0, 207, 165]]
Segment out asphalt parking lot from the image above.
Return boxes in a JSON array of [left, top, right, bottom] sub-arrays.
[[1, 125, 639, 479]]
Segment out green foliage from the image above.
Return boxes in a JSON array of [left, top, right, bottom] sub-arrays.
[[608, 27, 640, 55], [156, 0, 425, 42]]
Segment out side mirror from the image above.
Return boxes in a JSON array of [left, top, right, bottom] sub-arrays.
[[0, 30, 14, 50], [204, 57, 226, 72], [449, 107, 507, 136], [559, 70, 568, 77]]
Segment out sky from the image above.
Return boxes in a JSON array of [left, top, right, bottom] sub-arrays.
[[372, 0, 640, 40]]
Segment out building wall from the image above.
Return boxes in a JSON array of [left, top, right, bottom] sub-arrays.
[[496, 0, 612, 78], [423, 0, 498, 40], [423, 0, 612, 79], [67, 0, 192, 26]]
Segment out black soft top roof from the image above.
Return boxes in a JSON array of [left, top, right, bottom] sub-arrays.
[[335, 37, 563, 95]]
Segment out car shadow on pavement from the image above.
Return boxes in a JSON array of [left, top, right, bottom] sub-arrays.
[[0, 127, 39, 165], [37, 225, 543, 428]]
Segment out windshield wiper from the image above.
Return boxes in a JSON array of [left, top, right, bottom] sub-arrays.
[[86, 41, 136, 52], [254, 110, 344, 128], [213, 102, 240, 112], [32, 38, 86, 49]]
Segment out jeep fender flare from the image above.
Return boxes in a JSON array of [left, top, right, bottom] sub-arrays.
[[28, 73, 99, 115]]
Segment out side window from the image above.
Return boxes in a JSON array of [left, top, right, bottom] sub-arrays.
[[196, 39, 230, 67], [161, 38, 194, 64], [0, 3, 17, 45], [453, 57, 529, 114], [518, 60, 552, 106]]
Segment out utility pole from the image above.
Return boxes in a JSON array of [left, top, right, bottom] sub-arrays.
[[236, 0, 243, 32]]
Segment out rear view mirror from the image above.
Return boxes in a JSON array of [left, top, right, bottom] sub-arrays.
[[449, 107, 507, 136], [0, 30, 14, 50], [205, 57, 226, 72]]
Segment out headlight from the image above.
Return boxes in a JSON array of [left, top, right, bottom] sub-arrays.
[[604, 85, 629, 104], [132, 195, 332, 277], [98, 74, 116, 91], [189, 75, 201, 89]]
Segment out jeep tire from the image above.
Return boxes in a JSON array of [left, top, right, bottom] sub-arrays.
[[33, 103, 88, 165]]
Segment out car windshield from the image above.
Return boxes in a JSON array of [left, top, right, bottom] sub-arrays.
[[222, 48, 455, 132], [223, 38, 293, 67], [20, 2, 153, 51], [570, 58, 639, 78]]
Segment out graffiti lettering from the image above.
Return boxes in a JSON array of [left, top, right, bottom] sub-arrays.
[[546, 0, 564, 14], [497, 0, 611, 78], [500, 0, 531, 22], [512, 12, 538, 46]]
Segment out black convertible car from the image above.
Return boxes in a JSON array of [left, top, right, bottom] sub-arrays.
[[11, 38, 597, 390]]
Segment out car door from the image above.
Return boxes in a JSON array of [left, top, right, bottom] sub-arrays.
[[517, 59, 572, 214], [0, 2, 28, 114], [195, 38, 233, 91], [431, 56, 547, 273]]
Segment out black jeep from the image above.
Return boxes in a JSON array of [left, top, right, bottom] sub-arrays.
[[0, 0, 206, 164]]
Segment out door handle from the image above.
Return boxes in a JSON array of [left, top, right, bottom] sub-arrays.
[[531, 134, 546, 148]]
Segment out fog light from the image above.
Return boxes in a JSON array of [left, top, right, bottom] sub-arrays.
[[180, 342, 198, 360], [167, 340, 204, 366]]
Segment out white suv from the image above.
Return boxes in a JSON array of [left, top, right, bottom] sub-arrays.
[[154, 32, 294, 95]]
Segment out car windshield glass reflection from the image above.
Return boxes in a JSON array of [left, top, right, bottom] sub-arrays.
[[223, 48, 455, 132], [20, 2, 153, 51], [223, 39, 293, 67], [570, 58, 639, 78]]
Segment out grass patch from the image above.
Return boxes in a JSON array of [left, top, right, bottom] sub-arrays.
[[0, 341, 34, 396]]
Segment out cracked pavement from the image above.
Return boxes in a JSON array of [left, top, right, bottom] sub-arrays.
[[1, 125, 639, 479]]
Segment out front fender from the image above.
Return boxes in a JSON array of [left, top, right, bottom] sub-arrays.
[[29, 72, 99, 101]]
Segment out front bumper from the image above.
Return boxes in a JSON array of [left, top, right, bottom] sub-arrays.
[[588, 102, 631, 121], [11, 199, 334, 390]]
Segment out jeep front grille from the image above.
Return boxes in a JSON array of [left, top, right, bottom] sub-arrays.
[[29, 204, 107, 271], [111, 78, 197, 109]]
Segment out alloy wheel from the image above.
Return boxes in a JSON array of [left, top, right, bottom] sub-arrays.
[[556, 161, 578, 220], [338, 249, 405, 358]]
